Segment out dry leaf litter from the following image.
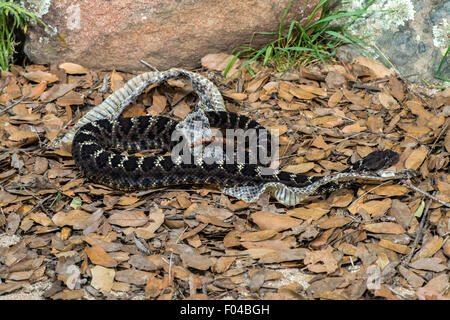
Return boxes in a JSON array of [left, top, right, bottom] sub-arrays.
[[0, 53, 449, 300]]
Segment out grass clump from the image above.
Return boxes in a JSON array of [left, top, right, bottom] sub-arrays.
[[0, 0, 46, 71], [224, 0, 375, 77]]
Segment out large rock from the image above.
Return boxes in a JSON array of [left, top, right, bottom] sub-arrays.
[[23, 0, 319, 70], [332, 0, 449, 86]]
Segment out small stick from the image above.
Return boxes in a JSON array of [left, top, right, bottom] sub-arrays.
[[403, 181, 450, 208], [348, 181, 392, 209], [0, 93, 30, 115], [427, 120, 449, 156], [140, 60, 159, 72], [210, 253, 249, 257], [404, 192, 435, 264], [351, 83, 382, 92], [22, 194, 53, 218]]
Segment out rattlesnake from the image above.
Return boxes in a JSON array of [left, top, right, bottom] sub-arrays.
[[54, 68, 417, 206]]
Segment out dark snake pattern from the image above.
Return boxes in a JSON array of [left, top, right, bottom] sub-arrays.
[[72, 111, 404, 194]]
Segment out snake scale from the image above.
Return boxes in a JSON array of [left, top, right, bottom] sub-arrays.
[[61, 69, 417, 206]]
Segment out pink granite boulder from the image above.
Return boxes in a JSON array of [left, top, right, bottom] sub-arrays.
[[23, 0, 319, 70]]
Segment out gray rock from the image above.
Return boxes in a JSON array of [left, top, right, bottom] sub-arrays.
[[332, 0, 449, 86]]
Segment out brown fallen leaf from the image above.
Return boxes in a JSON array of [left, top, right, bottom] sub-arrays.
[[58, 62, 88, 75], [121, 104, 146, 117], [405, 146, 428, 170], [110, 69, 124, 91], [353, 57, 393, 79], [287, 207, 329, 221], [28, 80, 47, 99], [201, 52, 239, 72], [317, 216, 351, 229], [389, 199, 413, 229], [412, 236, 443, 261], [239, 230, 278, 242], [298, 84, 327, 96], [341, 122, 367, 134], [398, 265, 424, 288], [304, 247, 338, 274], [378, 92, 400, 110], [172, 101, 191, 119], [40, 84, 77, 102], [378, 239, 410, 254], [135, 208, 165, 239], [85, 245, 118, 268], [108, 211, 148, 227], [416, 287, 449, 300], [355, 198, 391, 218], [325, 71, 346, 89], [56, 91, 84, 106], [330, 191, 353, 208], [22, 70, 59, 83], [222, 91, 248, 101], [145, 273, 164, 298], [117, 196, 140, 206], [282, 162, 315, 174], [258, 248, 309, 264], [409, 258, 446, 272], [90, 265, 115, 291], [363, 222, 405, 234], [389, 76, 405, 101], [115, 269, 153, 286], [289, 84, 317, 100], [251, 211, 302, 231], [240, 238, 291, 251], [29, 211, 54, 227], [52, 210, 91, 227], [342, 88, 371, 107], [147, 90, 167, 115], [175, 245, 214, 271]]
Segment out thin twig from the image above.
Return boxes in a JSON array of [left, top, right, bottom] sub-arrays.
[[140, 60, 159, 72], [348, 181, 392, 209], [404, 193, 435, 264], [0, 93, 30, 115], [351, 83, 382, 92], [22, 194, 53, 218], [210, 253, 249, 257], [403, 181, 450, 208], [168, 226, 188, 284], [427, 120, 449, 156]]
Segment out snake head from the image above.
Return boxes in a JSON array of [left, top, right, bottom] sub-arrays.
[[351, 150, 399, 172]]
